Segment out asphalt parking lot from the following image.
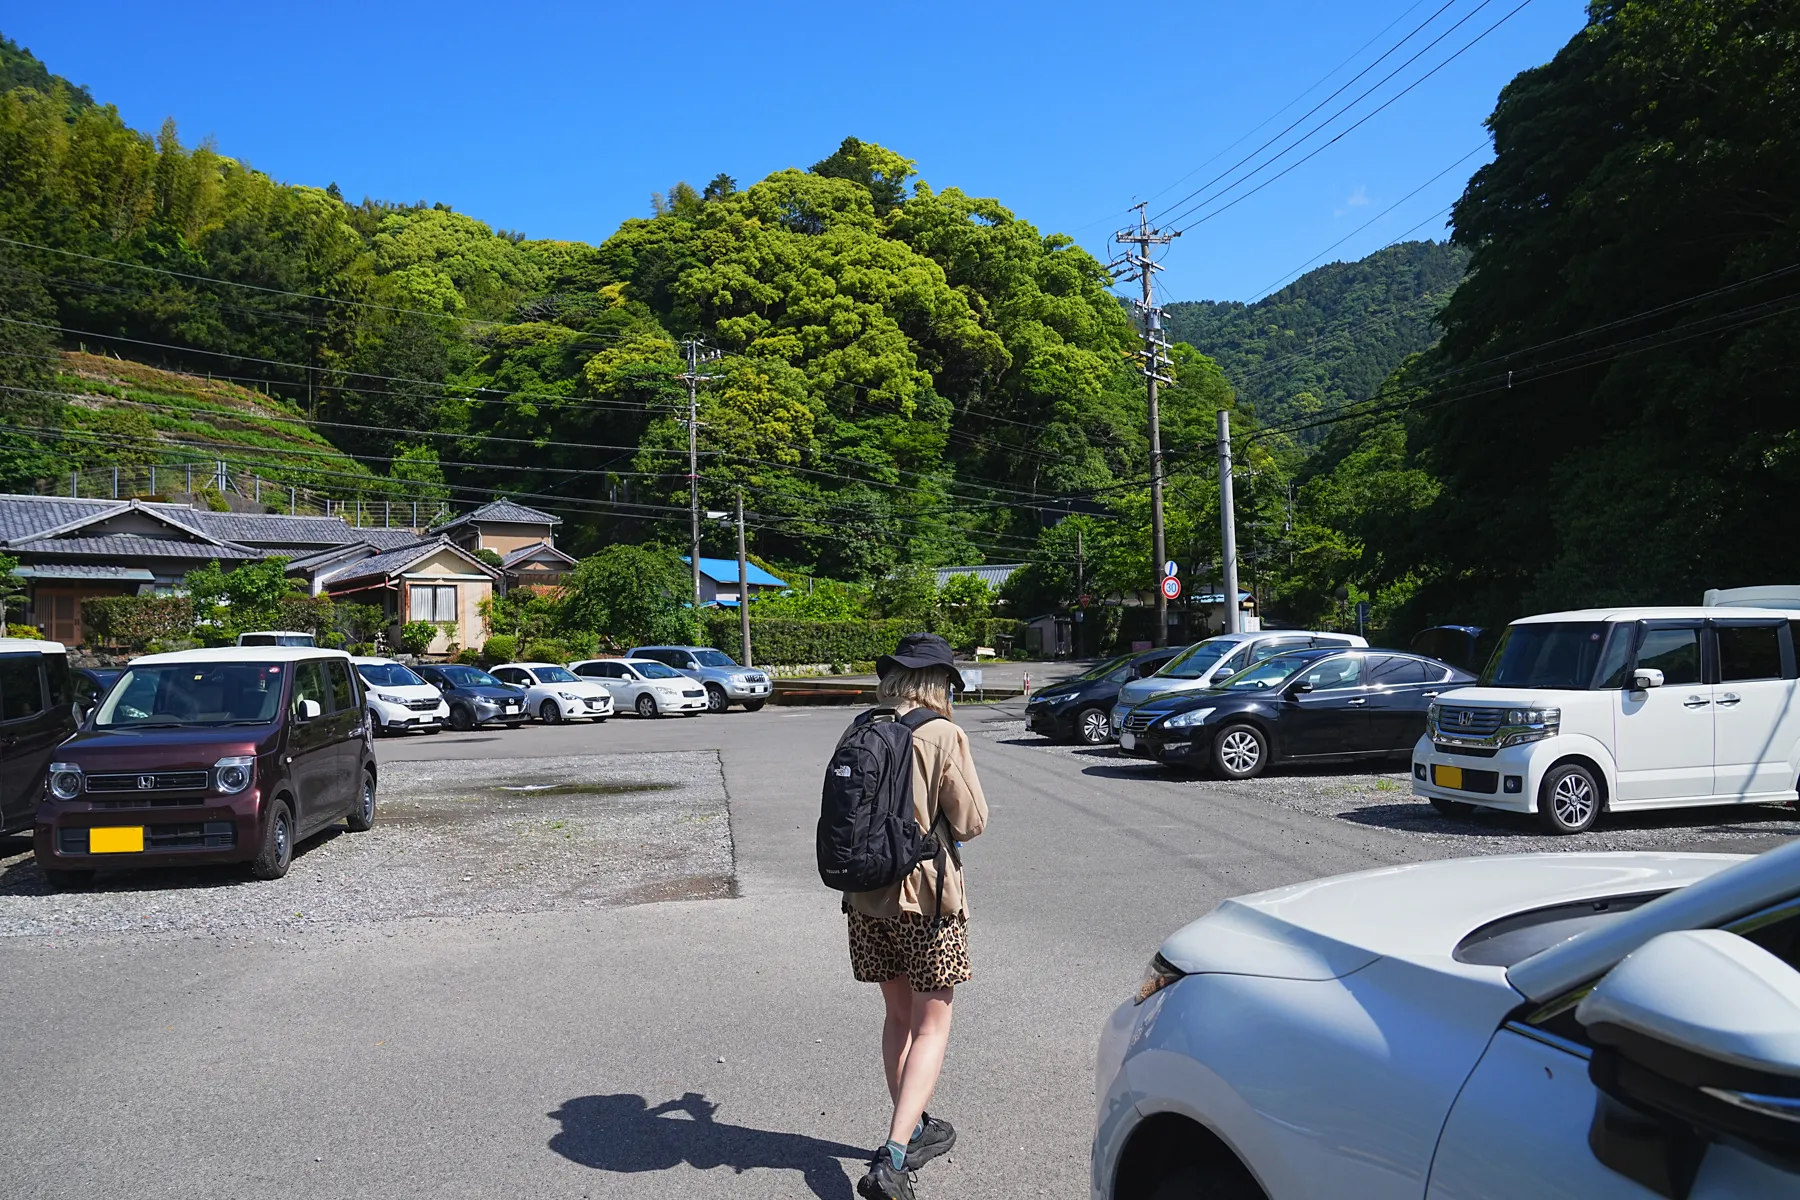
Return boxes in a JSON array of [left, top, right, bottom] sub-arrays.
[[1, 697, 1794, 1199]]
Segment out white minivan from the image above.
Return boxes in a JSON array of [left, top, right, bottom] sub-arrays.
[[1413, 606, 1800, 832]]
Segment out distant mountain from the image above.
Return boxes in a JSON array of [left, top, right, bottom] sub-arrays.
[[1163, 240, 1468, 439]]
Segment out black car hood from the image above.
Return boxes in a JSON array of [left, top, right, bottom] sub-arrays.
[[449, 685, 523, 701], [1134, 687, 1274, 716], [1032, 679, 1100, 702]]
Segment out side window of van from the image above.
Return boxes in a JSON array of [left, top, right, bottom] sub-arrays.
[[1637, 626, 1701, 685], [43, 654, 71, 708], [1718, 625, 1783, 683], [293, 660, 327, 715], [325, 659, 356, 712], [0, 655, 44, 721]]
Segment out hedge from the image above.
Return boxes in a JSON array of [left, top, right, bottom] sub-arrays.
[[702, 613, 913, 666], [81, 596, 195, 649]]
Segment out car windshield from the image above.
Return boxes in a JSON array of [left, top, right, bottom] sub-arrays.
[[691, 650, 738, 668], [1217, 651, 1327, 690], [95, 662, 286, 727], [533, 666, 579, 683], [356, 663, 424, 688], [438, 666, 503, 688], [634, 661, 683, 679], [1480, 622, 1611, 689], [1074, 654, 1136, 682], [1157, 639, 1236, 679]]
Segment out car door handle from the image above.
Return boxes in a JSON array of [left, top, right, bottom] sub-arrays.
[[1423, 691, 1440, 698], [1347, 697, 1367, 706], [1716, 692, 1742, 707], [1683, 695, 1711, 708]]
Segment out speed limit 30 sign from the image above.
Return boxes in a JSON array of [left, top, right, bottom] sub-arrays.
[[1160, 575, 1181, 600]]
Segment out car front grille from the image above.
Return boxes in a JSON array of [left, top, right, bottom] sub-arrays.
[[1441, 767, 1500, 795], [57, 821, 235, 853], [404, 698, 440, 712], [1123, 712, 1156, 734], [86, 771, 210, 794], [683, 690, 704, 698], [1434, 706, 1504, 737]]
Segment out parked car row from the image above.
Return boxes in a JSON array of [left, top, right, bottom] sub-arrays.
[[1040, 601, 1800, 837]]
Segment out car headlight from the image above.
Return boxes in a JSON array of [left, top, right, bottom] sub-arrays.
[[214, 755, 254, 794], [557, 691, 581, 702], [1501, 707, 1561, 746], [376, 693, 405, 705], [49, 762, 83, 800], [1162, 707, 1215, 730], [1134, 953, 1185, 1005], [731, 673, 752, 684]]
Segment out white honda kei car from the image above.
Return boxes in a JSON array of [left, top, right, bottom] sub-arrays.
[[1413, 607, 1800, 833], [1092, 844, 1800, 1199]]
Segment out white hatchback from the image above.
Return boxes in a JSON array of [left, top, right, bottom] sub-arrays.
[[352, 657, 448, 735], [489, 662, 614, 724], [1093, 842, 1800, 1199], [568, 658, 709, 718], [1415, 607, 1800, 833]]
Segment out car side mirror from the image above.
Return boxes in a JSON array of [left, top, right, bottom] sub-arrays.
[[1631, 668, 1665, 690], [1577, 929, 1800, 1197], [297, 699, 322, 721], [1289, 680, 1314, 695]]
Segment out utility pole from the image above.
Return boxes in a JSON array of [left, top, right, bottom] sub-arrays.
[[679, 337, 718, 608], [1075, 527, 1085, 659], [1217, 410, 1241, 634], [736, 488, 753, 668], [1115, 204, 1178, 646]]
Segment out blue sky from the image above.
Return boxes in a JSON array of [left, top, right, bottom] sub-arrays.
[[6, 0, 1587, 303]]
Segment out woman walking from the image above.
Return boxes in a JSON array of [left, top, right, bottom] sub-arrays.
[[844, 633, 988, 1200]]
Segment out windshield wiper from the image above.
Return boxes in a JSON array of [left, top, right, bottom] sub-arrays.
[[107, 721, 187, 729]]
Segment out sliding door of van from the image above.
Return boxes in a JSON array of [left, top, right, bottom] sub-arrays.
[[1710, 619, 1797, 800], [1613, 621, 1714, 803]]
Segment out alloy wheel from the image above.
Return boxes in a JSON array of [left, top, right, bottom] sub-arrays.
[[706, 684, 728, 713], [1219, 729, 1262, 775], [1553, 773, 1596, 826], [1078, 708, 1111, 745], [636, 693, 659, 718]]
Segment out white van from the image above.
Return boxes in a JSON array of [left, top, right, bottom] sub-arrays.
[[1112, 629, 1368, 731], [352, 657, 448, 735], [1413, 607, 1800, 833]]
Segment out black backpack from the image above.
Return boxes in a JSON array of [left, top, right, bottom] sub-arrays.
[[817, 706, 947, 899]]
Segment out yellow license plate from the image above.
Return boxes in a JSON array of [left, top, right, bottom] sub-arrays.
[[1433, 765, 1464, 790], [89, 826, 144, 854]]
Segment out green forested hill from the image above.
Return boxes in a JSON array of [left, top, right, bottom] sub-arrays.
[[1162, 240, 1466, 437]]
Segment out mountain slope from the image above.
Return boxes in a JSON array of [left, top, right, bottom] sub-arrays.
[[1163, 240, 1467, 438]]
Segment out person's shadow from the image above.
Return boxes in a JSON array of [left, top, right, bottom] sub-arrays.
[[547, 1092, 868, 1199]]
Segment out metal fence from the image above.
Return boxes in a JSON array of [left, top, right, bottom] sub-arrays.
[[41, 461, 453, 529]]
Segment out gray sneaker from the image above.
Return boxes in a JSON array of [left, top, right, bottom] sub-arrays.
[[857, 1152, 915, 1200], [905, 1112, 956, 1170]]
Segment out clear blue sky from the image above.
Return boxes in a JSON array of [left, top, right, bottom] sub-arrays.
[[6, 0, 1587, 303]]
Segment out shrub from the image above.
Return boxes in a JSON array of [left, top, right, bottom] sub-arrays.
[[702, 613, 912, 666], [522, 639, 570, 664], [482, 634, 518, 664], [560, 545, 700, 648], [455, 648, 482, 665], [399, 620, 439, 656], [5, 623, 41, 639], [81, 596, 195, 650]]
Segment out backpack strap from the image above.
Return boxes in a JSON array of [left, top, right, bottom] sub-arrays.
[[898, 706, 956, 917], [899, 706, 945, 731]]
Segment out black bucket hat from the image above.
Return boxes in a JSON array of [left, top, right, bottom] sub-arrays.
[[877, 632, 966, 693]]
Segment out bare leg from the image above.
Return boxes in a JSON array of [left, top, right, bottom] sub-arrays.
[[879, 975, 914, 1105], [887, 987, 953, 1145]]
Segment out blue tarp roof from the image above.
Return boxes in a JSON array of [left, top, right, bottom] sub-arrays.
[[683, 556, 787, 588]]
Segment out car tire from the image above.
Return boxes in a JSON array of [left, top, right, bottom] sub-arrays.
[[1430, 797, 1476, 817], [1074, 706, 1112, 746], [1148, 1162, 1264, 1200], [1538, 763, 1601, 834], [250, 799, 294, 880], [539, 699, 562, 725], [742, 700, 766, 712], [367, 709, 386, 737], [636, 693, 659, 718], [448, 704, 474, 732], [705, 684, 728, 714], [346, 770, 376, 833], [1210, 723, 1268, 780], [42, 867, 95, 891]]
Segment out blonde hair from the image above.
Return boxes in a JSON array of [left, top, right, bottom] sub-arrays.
[[876, 663, 954, 717]]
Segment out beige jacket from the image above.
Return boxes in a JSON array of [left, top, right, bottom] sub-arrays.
[[844, 705, 989, 920]]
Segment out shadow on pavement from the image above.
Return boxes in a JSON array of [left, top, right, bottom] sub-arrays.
[[547, 1091, 866, 1199]]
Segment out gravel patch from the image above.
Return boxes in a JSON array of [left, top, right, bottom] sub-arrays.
[[982, 718, 1800, 854], [0, 751, 734, 944]]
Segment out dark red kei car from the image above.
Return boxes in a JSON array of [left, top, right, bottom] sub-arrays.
[[35, 647, 377, 886]]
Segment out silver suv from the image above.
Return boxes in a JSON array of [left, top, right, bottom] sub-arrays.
[[1113, 630, 1369, 729], [627, 646, 772, 713]]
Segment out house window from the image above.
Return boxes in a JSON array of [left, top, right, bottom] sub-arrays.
[[409, 584, 458, 623]]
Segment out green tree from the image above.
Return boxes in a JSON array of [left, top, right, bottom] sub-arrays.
[[185, 557, 297, 637], [558, 545, 699, 647]]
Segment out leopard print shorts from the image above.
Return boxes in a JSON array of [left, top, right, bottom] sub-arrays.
[[846, 910, 972, 993]]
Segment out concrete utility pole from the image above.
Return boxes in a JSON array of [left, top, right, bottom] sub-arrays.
[[736, 488, 753, 668], [1217, 409, 1241, 634], [679, 338, 718, 608], [1115, 204, 1178, 646]]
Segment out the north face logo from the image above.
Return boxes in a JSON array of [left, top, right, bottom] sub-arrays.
[[833, 766, 852, 777]]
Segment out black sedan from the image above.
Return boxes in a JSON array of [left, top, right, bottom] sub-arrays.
[[1117, 648, 1474, 778], [1025, 645, 1186, 745]]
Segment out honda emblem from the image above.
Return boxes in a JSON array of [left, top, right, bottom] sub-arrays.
[[1457, 711, 1472, 727], [137, 774, 155, 789]]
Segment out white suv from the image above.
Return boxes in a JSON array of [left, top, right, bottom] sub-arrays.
[[353, 657, 448, 735], [1413, 607, 1800, 832], [1112, 630, 1368, 731]]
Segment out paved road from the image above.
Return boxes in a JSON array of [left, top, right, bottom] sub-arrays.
[[2, 701, 1792, 1199]]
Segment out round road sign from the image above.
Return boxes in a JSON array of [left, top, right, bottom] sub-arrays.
[[1160, 575, 1182, 600], [1162, 559, 1179, 578]]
